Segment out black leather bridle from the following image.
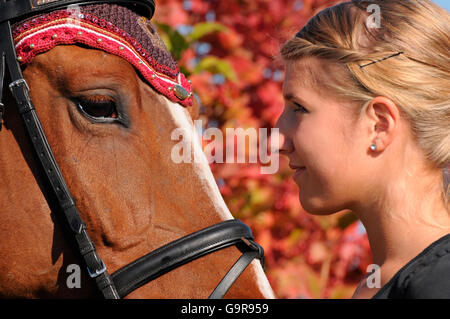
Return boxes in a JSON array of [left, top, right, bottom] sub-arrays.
[[0, 0, 265, 299]]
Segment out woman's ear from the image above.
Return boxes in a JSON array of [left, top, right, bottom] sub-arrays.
[[364, 96, 400, 152]]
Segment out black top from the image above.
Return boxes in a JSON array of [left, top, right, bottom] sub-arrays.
[[373, 233, 450, 299]]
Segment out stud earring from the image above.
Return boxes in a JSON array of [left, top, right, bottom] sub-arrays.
[[370, 143, 377, 151]]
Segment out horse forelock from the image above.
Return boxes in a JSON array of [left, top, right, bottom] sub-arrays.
[[11, 3, 193, 107]]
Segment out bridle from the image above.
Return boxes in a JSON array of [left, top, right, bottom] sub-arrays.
[[0, 0, 265, 299]]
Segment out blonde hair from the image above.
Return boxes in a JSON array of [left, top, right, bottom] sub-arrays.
[[281, 0, 450, 208]]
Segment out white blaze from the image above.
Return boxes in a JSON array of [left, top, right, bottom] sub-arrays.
[[164, 99, 275, 298]]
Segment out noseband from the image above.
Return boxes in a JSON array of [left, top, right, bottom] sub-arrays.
[[0, 0, 265, 299]]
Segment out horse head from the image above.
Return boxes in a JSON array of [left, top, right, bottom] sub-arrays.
[[0, 0, 274, 298]]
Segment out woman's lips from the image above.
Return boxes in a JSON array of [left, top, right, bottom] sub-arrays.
[[289, 164, 306, 179], [293, 167, 306, 179]]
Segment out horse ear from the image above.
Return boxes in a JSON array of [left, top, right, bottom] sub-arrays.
[[187, 95, 200, 120]]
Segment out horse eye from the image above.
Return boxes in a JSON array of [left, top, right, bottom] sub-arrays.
[[76, 96, 118, 120]]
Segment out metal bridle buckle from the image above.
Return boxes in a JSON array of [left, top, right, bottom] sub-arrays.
[[9, 78, 30, 92], [241, 237, 256, 249], [87, 260, 107, 278], [241, 236, 265, 271]]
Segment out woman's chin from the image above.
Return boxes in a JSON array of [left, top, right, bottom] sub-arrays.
[[298, 193, 342, 215]]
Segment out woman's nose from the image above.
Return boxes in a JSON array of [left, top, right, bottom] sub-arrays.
[[274, 116, 294, 155], [277, 132, 294, 155]]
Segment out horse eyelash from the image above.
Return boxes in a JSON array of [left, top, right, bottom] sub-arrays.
[[73, 95, 129, 126], [80, 95, 115, 103]]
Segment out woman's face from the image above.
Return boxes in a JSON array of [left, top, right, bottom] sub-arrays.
[[276, 58, 371, 215]]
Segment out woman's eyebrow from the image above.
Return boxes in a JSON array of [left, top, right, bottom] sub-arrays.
[[283, 93, 294, 101], [283, 93, 307, 105]]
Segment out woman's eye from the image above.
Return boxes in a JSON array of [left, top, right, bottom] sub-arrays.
[[76, 95, 119, 120], [293, 102, 308, 113]]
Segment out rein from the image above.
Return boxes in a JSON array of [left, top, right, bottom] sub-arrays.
[[0, 0, 265, 299]]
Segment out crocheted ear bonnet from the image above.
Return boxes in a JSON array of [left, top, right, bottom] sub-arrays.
[[12, 3, 193, 107]]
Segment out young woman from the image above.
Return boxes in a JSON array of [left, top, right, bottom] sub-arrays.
[[276, 0, 450, 298]]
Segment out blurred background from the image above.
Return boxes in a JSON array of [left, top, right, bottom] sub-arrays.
[[152, 0, 447, 298], [434, 0, 450, 10]]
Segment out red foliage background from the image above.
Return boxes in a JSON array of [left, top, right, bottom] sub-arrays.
[[154, 0, 372, 298]]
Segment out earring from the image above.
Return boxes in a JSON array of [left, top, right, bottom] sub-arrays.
[[370, 143, 377, 151]]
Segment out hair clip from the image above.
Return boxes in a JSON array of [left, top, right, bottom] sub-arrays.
[[359, 52, 404, 69]]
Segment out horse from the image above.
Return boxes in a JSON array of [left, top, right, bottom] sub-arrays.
[[0, 1, 274, 299]]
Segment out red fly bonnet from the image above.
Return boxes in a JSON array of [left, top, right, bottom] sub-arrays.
[[12, 3, 193, 106]]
